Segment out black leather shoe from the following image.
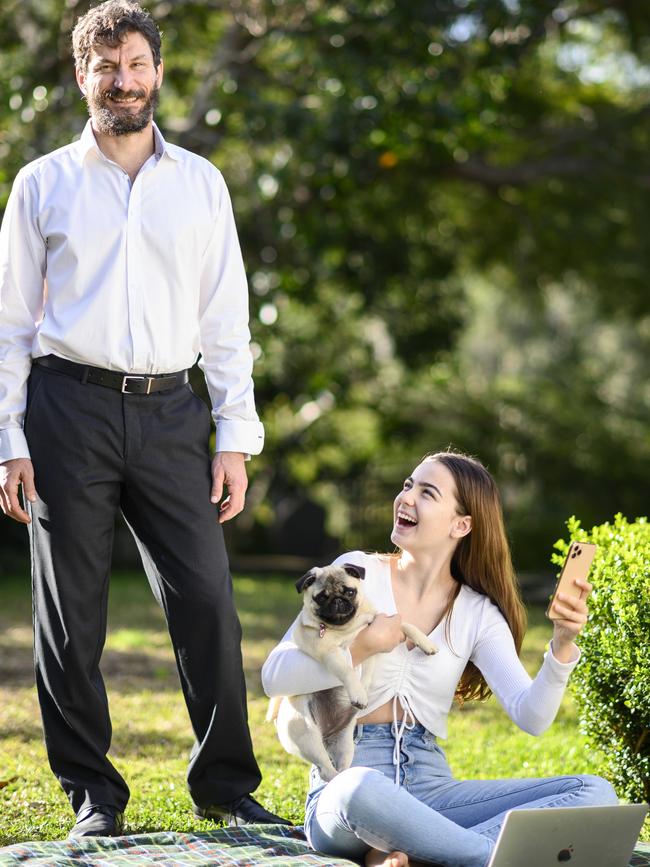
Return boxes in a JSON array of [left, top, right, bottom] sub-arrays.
[[68, 805, 124, 837], [194, 794, 292, 827]]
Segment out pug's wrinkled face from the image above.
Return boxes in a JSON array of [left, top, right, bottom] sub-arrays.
[[296, 564, 366, 626]]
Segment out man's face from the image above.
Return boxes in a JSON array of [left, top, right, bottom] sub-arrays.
[[76, 30, 163, 136]]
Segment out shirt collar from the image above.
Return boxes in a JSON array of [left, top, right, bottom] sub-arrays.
[[77, 119, 180, 163], [78, 120, 100, 159], [152, 122, 180, 161]]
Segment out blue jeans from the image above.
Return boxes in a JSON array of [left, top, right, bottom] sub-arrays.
[[305, 723, 618, 867]]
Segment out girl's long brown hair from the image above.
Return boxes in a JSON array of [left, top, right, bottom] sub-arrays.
[[423, 450, 526, 703]]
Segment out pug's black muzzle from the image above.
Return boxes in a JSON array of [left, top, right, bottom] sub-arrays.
[[316, 596, 357, 626]]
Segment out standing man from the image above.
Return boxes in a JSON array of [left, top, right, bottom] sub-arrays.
[[0, 0, 288, 838]]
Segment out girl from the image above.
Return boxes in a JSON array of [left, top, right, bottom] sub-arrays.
[[262, 451, 617, 867]]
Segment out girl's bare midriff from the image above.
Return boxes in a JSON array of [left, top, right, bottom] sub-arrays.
[[358, 698, 419, 725]]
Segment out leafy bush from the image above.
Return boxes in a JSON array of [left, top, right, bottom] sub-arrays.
[[553, 515, 650, 802]]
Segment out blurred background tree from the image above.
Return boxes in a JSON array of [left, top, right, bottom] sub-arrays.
[[1, 0, 648, 574]]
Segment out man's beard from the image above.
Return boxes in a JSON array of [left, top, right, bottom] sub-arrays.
[[87, 84, 160, 136]]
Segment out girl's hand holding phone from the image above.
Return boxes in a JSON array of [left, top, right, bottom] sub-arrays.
[[549, 577, 592, 658], [546, 541, 597, 662]]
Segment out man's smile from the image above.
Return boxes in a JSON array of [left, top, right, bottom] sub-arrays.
[[104, 89, 145, 105]]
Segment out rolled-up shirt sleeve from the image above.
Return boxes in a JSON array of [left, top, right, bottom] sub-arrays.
[[197, 171, 264, 456], [0, 171, 46, 462]]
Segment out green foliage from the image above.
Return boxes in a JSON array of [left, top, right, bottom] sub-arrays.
[[1, 1, 650, 569], [554, 515, 650, 802]]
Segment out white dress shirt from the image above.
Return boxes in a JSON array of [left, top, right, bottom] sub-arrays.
[[0, 120, 264, 462]]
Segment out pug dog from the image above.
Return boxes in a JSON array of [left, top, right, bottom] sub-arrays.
[[267, 563, 438, 781]]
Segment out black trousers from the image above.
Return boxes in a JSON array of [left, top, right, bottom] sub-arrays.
[[24, 364, 261, 816]]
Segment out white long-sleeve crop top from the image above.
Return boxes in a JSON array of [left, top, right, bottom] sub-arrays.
[[261, 550, 579, 740]]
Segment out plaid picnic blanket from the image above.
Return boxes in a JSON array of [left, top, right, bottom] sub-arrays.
[[0, 826, 348, 866], [0, 825, 648, 866]]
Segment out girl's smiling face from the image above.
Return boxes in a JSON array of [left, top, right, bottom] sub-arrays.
[[391, 459, 471, 553]]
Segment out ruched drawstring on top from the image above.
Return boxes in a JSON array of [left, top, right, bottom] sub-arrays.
[[391, 693, 417, 785]]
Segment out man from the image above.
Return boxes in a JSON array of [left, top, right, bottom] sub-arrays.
[[0, 0, 288, 837]]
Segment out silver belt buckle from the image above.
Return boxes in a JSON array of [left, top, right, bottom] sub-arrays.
[[121, 375, 152, 394]]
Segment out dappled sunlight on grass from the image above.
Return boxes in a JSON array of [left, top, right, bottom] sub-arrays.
[[106, 628, 171, 652]]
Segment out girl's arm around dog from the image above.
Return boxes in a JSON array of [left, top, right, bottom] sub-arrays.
[[261, 618, 360, 697]]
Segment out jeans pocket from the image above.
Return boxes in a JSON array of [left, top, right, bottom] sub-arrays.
[[422, 729, 437, 747]]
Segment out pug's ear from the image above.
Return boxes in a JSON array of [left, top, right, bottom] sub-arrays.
[[295, 570, 317, 593], [342, 563, 365, 581]]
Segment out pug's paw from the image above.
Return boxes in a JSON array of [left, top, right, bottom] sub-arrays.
[[348, 686, 368, 709], [318, 765, 339, 782], [420, 639, 438, 655]]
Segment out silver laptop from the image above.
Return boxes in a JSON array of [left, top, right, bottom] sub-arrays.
[[487, 804, 648, 867]]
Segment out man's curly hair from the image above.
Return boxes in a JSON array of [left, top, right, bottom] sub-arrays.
[[72, 0, 162, 72]]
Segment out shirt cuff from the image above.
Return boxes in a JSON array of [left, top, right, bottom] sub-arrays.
[[0, 428, 31, 463], [213, 418, 265, 456], [546, 639, 581, 671]]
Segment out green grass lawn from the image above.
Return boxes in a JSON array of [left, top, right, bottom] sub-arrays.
[[0, 571, 646, 846]]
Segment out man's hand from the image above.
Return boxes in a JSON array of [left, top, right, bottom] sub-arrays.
[[211, 452, 248, 523], [0, 458, 37, 524]]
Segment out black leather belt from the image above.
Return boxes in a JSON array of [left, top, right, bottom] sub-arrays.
[[34, 355, 189, 395]]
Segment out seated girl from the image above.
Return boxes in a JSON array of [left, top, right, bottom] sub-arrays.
[[262, 450, 618, 867]]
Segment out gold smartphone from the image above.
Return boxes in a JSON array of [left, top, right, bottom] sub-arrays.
[[546, 541, 598, 618]]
